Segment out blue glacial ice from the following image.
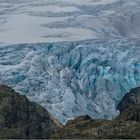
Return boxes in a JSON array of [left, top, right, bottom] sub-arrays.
[[0, 38, 140, 123]]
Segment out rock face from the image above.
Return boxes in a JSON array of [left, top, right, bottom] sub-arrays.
[[52, 114, 140, 139], [0, 85, 140, 139], [0, 85, 61, 139], [116, 105, 140, 123], [116, 87, 140, 122], [117, 87, 140, 113], [51, 87, 140, 139], [52, 115, 140, 139]]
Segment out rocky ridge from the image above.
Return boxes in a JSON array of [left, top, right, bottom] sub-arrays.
[[0, 85, 140, 139], [0, 85, 61, 139]]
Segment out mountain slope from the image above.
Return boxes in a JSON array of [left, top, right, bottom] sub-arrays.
[[0, 38, 140, 123], [0, 85, 61, 139], [52, 115, 140, 139], [117, 87, 140, 113], [1, 85, 140, 139], [117, 87, 140, 122]]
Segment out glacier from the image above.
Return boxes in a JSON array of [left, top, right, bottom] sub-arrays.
[[0, 0, 140, 123], [0, 38, 140, 123], [0, 0, 140, 44]]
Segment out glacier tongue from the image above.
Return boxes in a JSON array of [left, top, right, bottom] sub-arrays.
[[0, 38, 140, 123]]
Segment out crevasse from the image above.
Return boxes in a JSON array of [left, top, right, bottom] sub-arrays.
[[0, 38, 140, 123]]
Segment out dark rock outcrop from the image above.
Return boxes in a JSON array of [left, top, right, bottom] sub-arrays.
[[52, 116, 140, 139], [1, 85, 140, 139], [0, 85, 61, 139], [116, 104, 140, 123], [116, 87, 140, 122], [117, 87, 140, 113], [52, 115, 140, 139]]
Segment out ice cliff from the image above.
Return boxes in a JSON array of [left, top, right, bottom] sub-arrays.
[[0, 38, 140, 123]]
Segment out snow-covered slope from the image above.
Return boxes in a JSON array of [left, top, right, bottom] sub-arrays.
[[0, 38, 140, 123], [0, 0, 140, 44]]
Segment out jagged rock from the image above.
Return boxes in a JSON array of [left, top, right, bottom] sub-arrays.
[[1, 85, 140, 139], [51, 115, 140, 139], [117, 87, 140, 113], [52, 115, 140, 139], [116, 104, 140, 122], [0, 85, 61, 139], [116, 87, 140, 122]]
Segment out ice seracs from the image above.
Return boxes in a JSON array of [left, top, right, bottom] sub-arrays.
[[0, 38, 140, 123], [0, 0, 140, 124]]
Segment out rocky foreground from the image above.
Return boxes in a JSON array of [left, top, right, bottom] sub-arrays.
[[1, 39, 140, 123], [0, 85, 140, 139], [0, 85, 61, 139]]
